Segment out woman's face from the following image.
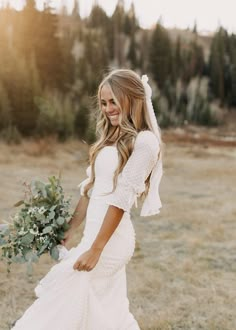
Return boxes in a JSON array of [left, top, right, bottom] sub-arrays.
[[100, 84, 120, 126]]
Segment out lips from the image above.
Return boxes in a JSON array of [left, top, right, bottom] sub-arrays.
[[108, 114, 119, 119]]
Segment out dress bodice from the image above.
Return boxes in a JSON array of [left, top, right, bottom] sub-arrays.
[[91, 146, 118, 199], [79, 130, 162, 216]]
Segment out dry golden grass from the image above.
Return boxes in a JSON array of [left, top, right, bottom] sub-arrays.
[[0, 130, 235, 330]]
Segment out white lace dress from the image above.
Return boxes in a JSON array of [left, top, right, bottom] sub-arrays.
[[12, 130, 160, 330]]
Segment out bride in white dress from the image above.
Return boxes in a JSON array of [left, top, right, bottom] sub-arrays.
[[12, 69, 163, 330]]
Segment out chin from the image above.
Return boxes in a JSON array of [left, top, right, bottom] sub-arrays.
[[110, 120, 119, 126]]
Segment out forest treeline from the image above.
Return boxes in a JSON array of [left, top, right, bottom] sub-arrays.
[[0, 0, 235, 142]]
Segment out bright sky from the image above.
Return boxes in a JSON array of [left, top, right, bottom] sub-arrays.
[[3, 0, 236, 33]]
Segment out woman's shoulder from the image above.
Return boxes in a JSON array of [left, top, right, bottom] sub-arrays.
[[135, 130, 159, 150]]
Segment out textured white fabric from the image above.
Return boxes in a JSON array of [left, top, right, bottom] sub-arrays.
[[105, 131, 160, 214], [12, 145, 140, 330], [79, 130, 162, 216], [141, 75, 163, 216]]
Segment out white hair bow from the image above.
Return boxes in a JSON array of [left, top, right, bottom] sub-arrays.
[[140, 74, 163, 216]]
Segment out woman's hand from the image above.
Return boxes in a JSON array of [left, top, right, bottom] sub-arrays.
[[73, 247, 102, 272]]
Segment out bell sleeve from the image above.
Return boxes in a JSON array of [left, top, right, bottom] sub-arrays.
[[106, 130, 160, 213], [78, 165, 93, 197]]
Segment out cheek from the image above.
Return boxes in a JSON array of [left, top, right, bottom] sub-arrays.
[[113, 104, 120, 113]]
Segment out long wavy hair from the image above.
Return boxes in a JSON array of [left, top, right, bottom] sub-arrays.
[[83, 69, 163, 198]]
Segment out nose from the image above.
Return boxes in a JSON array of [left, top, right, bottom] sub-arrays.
[[105, 103, 114, 114]]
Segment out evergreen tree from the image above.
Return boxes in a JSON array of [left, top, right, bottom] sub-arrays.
[[182, 41, 204, 82], [88, 4, 108, 29], [209, 27, 228, 104], [228, 34, 236, 106], [5, 54, 40, 135], [88, 4, 113, 60], [174, 37, 182, 80], [124, 2, 138, 35], [126, 3, 139, 68], [139, 30, 149, 72], [35, 4, 65, 89], [193, 20, 198, 35], [148, 23, 172, 88], [0, 80, 12, 130], [15, 0, 39, 57], [111, 0, 126, 65], [72, 0, 80, 18]]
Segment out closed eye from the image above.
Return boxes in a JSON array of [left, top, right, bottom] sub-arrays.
[[101, 99, 116, 106]]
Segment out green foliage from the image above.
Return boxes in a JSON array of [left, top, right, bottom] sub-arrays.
[[0, 176, 71, 272], [209, 28, 227, 104], [182, 41, 205, 83], [148, 23, 172, 88], [35, 90, 76, 140], [0, 125, 22, 144], [74, 104, 90, 139], [0, 2, 234, 140], [152, 77, 220, 127], [0, 80, 12, 130], [208, 27, 236, 107]]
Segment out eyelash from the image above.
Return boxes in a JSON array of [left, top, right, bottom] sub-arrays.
[[101, 101, 116, 106]]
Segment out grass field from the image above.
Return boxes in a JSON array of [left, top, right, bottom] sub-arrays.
[[0, 128, 235, 330]]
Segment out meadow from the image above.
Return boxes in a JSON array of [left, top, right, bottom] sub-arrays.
[[0, 126, 235, 330]]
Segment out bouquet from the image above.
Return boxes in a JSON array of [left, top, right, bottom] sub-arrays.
[[0, 176, 71, 272]]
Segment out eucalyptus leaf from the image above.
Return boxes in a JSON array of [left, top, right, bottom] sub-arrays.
[[25, 251, 39, 263], [63, 222, 70, 231], [57, 231, 65, 241], [0, 237, 7, 246], [50, 246, 59, 260], [50, 205, 57, 211], [12, 255, 26, 263], [21, 233, 34, 246], [34, 181, 47, 198], [38, 242, 49, 255], [42, 226, 52, 234], [56, 217, 65, 226], [36, 214, 46, 221], [14, 200, 24, 207], [27, 262, 33, 276], [0, 225, 10, 236], [48, 211, 55, 220], [25, 215, 32, 223], [42, 218, 50, 225], [21, 247, 31, 256]]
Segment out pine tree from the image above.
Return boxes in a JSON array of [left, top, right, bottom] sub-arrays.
[[0, 80, 12, 130], [174, 37, 182, 79], [126, 3, 139, 68], [35, 4, 64, 89], [148, 23, 172, 88], [209, 27, 228, 104], [111, 0, 126, 65]]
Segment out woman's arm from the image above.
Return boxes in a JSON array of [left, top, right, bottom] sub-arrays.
[[70, 196, 90, 229], [73, 205, 124, 271], [61, 195, 89, 246]]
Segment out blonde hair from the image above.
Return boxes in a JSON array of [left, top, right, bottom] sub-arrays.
[[83, 69, 163, 198]]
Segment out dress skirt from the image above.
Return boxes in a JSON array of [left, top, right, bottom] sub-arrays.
[[12, 198, 140, 330]]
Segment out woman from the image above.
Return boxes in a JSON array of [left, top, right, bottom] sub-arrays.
[[12, 69, 163, 330]]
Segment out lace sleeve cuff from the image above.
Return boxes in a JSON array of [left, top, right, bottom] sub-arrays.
[[105, 173, 145, 213], [105, 181, 134, 213]]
